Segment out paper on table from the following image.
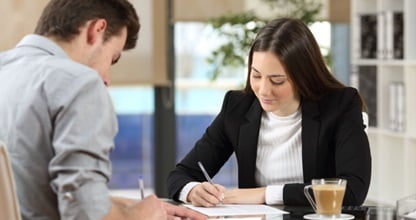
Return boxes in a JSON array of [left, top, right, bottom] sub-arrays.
[[183, 204, 288, 217], [405, 210, 416, 219], [208, 217, 262, 220]]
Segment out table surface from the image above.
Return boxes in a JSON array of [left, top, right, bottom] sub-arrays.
[[110, 190, 397, 220], [280, 205, 395, 220], [201, 205, 397, 220]]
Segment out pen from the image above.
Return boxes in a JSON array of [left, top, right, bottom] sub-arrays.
[[197, 161, 214, 184], [138, 175, 145, 200], [198, 161, 224, 203]]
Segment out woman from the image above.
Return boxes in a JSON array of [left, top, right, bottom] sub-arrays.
[[167, 18, 371, 207]]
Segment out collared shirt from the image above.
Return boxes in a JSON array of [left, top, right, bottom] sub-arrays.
[[0, 35, 117, 220]]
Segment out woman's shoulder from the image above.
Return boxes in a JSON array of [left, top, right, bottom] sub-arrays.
[[224, 90, 256, 104], [318, 87, 362, 112], [321, 87, 359, 102], [222, 90, 258, 112]]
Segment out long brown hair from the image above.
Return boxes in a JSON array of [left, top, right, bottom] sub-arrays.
[[245, 18, 347, 101]]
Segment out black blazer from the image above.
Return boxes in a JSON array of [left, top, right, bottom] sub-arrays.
[[167, 87, 371, 206]]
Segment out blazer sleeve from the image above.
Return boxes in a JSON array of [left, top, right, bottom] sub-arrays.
[[333, 88, 371, 205], [167, 91, 237, 201], [283, 88, 371, 206]]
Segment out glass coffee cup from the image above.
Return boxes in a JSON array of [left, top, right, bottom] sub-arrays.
[[304, 178, 352, 219]]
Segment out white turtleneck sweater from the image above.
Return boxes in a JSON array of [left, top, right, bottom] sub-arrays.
[[256, 109, 303, 204], [179, 110, 303, 205]]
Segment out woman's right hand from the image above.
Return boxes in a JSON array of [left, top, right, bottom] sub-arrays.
[[187, 182, 225, 207]]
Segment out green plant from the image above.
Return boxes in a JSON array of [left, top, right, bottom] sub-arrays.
[[206, 0, 324, 80]]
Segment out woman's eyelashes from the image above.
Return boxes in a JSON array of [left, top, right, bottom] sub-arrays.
[[251, 68, 286, 85], [251, 74, 286, 85], [270, 77, 286, 85]]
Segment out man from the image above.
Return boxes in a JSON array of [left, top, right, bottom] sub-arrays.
[[0, 0, 205, 219]]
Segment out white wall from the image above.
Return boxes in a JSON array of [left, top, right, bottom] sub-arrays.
[[244, 0, 328, 20]]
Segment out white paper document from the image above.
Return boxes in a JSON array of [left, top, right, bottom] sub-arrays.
[[405, 210, 416, 219], [183, 204, 288, 217]]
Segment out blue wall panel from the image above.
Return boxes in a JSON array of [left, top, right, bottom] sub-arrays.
[[109, 114, 237, 189]]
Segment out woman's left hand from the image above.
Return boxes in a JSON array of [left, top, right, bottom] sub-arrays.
[[223, 187, 267, 204]]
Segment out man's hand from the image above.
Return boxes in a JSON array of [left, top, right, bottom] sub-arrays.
[[106, 194, 207, 219], [164, 201, 207, 220]]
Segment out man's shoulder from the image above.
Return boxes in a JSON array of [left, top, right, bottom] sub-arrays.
[[17, 35, 100, 83], [47, 57, 97, 79]]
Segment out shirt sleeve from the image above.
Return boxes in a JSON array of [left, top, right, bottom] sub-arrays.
[[48, 71, 117, 219], [179, 182, 201, 203], [54, 173, 112, 220], [265, 185, 284, 205]]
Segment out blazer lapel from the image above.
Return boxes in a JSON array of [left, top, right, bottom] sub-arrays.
[[237, 99, 262, 188], [301, 100, 321, 182]]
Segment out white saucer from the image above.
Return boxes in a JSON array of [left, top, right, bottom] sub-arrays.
[[303, 213, 354, 220]]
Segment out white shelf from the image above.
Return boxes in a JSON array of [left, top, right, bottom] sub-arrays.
[[368, 128, 416, 140], [351, 0, 416, 206], [352, 59, 416, 67]]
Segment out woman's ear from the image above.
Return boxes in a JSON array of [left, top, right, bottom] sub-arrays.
[[86, 19, 107, 45]]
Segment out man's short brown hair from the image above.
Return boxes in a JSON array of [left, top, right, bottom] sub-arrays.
[[34, 0, 140, 50]]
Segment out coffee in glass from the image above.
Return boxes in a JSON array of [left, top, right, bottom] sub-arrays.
[[304, 178, 353, 219]]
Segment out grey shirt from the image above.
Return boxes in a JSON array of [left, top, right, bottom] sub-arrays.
[[0, 35, 117, 220]]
